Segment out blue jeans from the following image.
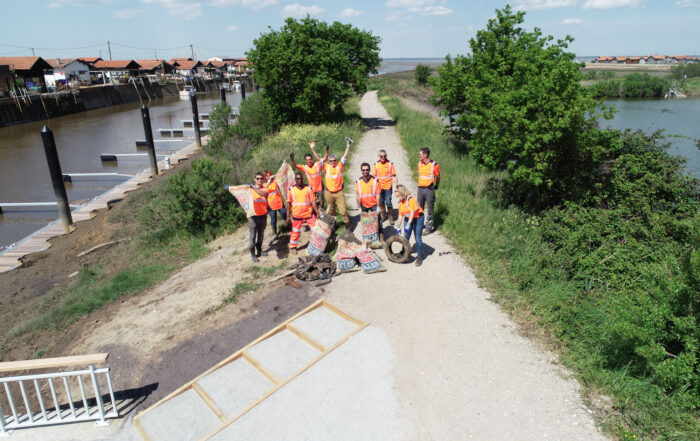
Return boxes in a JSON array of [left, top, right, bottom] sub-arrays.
[[404, 214, 424, 258], [268, 205, 287, 228], [379, 188, 393, 210]]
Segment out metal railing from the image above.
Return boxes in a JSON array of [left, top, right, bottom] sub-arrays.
[[0, 353, 118, 435]]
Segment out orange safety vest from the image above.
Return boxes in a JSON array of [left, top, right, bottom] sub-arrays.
[[297, 163, 323, 193], [399, 195, 423, 219], [418, 159, 439, 187], [373, 160, 396, 190], [287, 185, 315, 218], [267, 181, 283, 211], [323, 161, 344, 193], [251, 186, 268, 216], [355, 177, 379, 208]]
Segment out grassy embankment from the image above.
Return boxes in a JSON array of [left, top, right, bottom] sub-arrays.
[[581, 63, 700, 96], [1, 95, 363, 358], [368, 74, 699, 441]]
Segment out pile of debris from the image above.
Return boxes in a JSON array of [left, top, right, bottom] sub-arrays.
[[286, 254, 336, 286]]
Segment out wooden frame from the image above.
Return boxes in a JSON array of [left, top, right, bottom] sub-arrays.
[[134, 298, 368, 441]]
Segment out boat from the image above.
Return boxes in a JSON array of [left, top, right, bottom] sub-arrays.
[[179, 85, 196, 100]]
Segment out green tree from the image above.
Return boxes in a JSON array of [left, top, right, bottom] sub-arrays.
[[247, 16, 381, 124], [431, 5, 609, 206], [415, 64, 432, 85]]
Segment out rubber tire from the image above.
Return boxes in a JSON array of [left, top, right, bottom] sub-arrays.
[[383, 235, 412, 264]]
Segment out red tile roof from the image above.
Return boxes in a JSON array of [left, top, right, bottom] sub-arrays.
[[136, 59, 173, 70], [0, 56, 52, 71], [174, 60, 202, 70], [44, 58, 77, 68], [651, 54, 666, 60], [93, 60, 141, 69]]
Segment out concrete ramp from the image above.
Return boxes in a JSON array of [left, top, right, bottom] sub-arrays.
[[134, 299, 367, 441]]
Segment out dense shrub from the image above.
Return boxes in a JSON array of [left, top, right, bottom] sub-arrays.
[[415, 64, 431, 85], [231, 93, 279, 145], [671, 63, 700, 79], [589, 73, 670, 98], [140, 158, 244, 238]]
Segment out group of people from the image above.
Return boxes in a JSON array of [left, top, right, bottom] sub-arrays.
[[236, 139, 440, 267]]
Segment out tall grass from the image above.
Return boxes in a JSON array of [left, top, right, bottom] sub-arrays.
[[374, 90, 700, 440]]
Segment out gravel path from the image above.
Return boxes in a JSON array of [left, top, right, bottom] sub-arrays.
[[327, 90, 609, 440]]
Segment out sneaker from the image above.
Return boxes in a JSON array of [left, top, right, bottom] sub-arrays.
[[260, 251, 269, 257], [251, 255, 260, 263], [423, 228, 433, 236], [415, 257, 423, 267]]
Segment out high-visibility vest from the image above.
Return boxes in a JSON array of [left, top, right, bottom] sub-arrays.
[[287, 185, 315, 218], [355, 177, 379, 208], [373, 160, 396, 190], [399, 195, 423, 219], [323, 161, 344, 192], [267, 181, 283, 211], [251, 186, 268, 216], [296, 163, 323, 193], [418, 159, 439, 187]]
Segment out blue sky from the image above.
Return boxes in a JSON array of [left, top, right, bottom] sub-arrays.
[[1, 1, 698, 60]]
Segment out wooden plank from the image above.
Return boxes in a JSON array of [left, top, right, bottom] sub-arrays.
[[192, 382, 226, 422], [241, 352, 282, 385], [198, 320, 370, 441], [321, 300, 366, 327], [133, 417, 156, 441], [0, 353, 108, 373], [285, 323, 326, 352]]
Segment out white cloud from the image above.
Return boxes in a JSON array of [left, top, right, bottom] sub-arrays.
[[514, 0, 577, 10], [281, 3, 324, 17], [47, 0, 117, 7], [112, 8, 144, 18], [386, 0, 452, 16], [419, 5, 452, 15], [582, 0, 642, 9], [339, 7, 362, 17], [562, 17, 584, 24], [226, 25, 238, 31], [675, 0, 697, 7], [242, 0, 277, 9], [142, 0, 203, 19]]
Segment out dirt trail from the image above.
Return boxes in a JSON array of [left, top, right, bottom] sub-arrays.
[[327, 91, 609, 440]]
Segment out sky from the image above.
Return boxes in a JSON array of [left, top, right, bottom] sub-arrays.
[[1, 1, 698, 61]]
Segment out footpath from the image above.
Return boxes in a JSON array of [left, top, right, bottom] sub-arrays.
[[9, 91, 609, 440]]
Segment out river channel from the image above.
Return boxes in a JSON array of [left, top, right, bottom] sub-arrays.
[[0, 91, 248, 248], [603, 98, 700, 179]]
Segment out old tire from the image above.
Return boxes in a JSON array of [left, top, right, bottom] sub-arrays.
[[383, 235, 411, 264]]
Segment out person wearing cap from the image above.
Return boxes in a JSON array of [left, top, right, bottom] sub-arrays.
[[290, 141, 324, 209], [417, 147, 440, 235], [320, 139, 351, 225], [373, 149, 398, 224]]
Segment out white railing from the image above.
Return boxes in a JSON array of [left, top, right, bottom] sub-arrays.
[[0, 353, 118, 435]]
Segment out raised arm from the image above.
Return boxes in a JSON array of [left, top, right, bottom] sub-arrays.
[[309, 141, 321, 162], [290, 152, 299, 170], [341, 140, 351, 162]]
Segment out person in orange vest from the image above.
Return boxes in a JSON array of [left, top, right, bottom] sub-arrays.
[[372, 149, 398, 224], [355, 163, 379, 213], [286, 172, 320, 255], [417, 147, 440, 235], [243, 172, 269, 262], [264, 170, 287, 237], [320, 138, 351, 225], [289, 141, 324, 209], [396, 184, 425, 267]]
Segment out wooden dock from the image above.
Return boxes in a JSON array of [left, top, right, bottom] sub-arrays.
[[0, 138, 204, 273]]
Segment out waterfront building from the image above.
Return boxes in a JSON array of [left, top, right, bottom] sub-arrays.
[[0, 57, 52, 92]]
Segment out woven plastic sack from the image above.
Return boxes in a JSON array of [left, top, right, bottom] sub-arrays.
[[361, 211, 380, 244], [307, 213, 335, 256], [334, 239, 361, 273], [356, 249, 386, 274], [275, 162, 296, 203], [227, 185, 257, 218]]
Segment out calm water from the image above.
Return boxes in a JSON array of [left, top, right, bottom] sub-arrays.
[[603, 98, 700, 179], [0, 91, 249, 248]]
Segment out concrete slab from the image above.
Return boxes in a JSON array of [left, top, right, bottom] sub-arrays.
[[197, 357, 275, 419], [245, 329, 321, 381], [209, 326, 406, 441], [137, 389, 220, 441], [290, 305, 358, 349]]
